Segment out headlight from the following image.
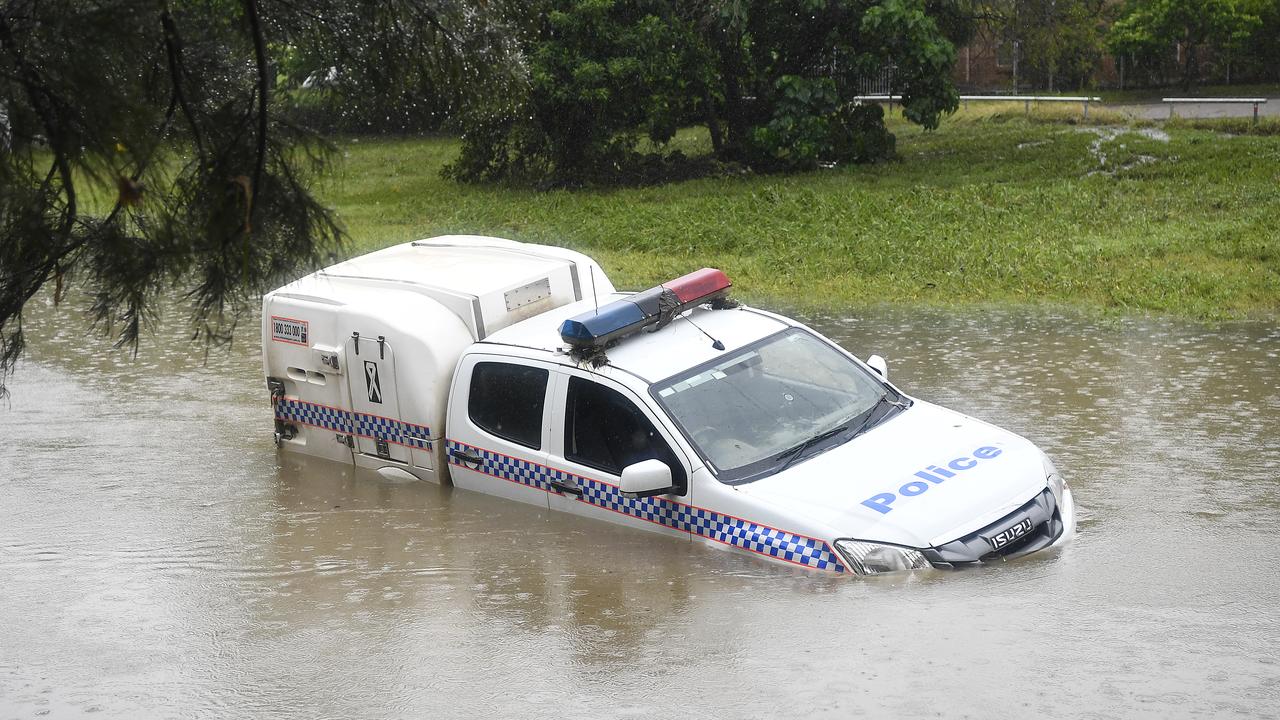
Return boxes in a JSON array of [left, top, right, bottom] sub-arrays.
[[1047, 472, 1067, 506], [835, 539, 931, 575], [1043, 455, 1067, 506]]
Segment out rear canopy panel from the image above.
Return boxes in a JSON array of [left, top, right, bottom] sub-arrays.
[[261, 235, 614, 480]]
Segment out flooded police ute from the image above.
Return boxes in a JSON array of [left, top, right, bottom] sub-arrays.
[[262, 236, 1076, 575]]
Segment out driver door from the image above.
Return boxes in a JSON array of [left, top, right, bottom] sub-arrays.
[[544, 371, 692, 541]]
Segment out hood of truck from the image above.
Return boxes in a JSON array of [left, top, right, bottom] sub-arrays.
[[735, 400, 1049, 549]]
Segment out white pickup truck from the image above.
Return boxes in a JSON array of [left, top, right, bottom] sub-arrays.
[[262, 235, 1075, 575]]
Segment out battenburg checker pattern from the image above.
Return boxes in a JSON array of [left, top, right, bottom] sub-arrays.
[[446, 439, 845, 573], [275, 397, 432, 450]]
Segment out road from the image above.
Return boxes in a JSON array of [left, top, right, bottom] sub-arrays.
[[1109, 98, 1277, 120]]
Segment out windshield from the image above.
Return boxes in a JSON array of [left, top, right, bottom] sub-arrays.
[[651, 328, 896, 482]]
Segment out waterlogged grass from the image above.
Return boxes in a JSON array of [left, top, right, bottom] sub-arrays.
[[1166, 115, 1280, 136], [945, 100, 1133, 126], [318, 114, 1280, 319]]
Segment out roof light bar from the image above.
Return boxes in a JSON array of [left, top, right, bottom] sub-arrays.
[[665, 268, 731, 304], [559, 268, 732, 349]]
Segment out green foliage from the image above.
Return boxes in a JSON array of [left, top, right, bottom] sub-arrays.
[[1109, 0, 1263, 88], [861, 0, 959, 128], [274, 1, 483, 133], [752, 78, 895, 167], [1234, 0, 1280, 82], [446, 0, 706, 185], [999, 0, 1108, 91], [720, 0, 957, 154], [829, 103, 898, 161], [450, 0, 960, 184], [753, 77, 843, 167], [0, 0, 383, 396]]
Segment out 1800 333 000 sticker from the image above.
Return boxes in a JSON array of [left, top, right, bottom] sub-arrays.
[[271, 316, 309, 346]]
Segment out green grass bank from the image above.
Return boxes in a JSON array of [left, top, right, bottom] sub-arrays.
[[318, 111, 1280, 319]]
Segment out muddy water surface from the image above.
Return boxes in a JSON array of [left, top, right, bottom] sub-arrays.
[[2, 303, 1278, 719]]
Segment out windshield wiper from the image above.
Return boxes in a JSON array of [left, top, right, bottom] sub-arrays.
[[773, 421, 857, 474], [849, 390, 909, 440], [773, 392, 909, 474]]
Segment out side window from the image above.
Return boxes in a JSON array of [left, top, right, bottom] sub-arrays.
[[565, 377, 686, 490], [469, 362, 548, 449]]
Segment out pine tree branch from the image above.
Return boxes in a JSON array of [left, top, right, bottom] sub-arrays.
[[159, 2, 207, 162], [243, 0, 269, 225], [0, 11, 77, 233]]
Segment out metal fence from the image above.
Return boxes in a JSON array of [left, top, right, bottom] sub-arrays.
[[854, 95, 1104, 119], [855, 66, 896, 97], [1163, 97, 1268, 124]]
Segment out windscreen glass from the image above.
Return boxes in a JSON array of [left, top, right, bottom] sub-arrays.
[[652, 329, 886, 482]]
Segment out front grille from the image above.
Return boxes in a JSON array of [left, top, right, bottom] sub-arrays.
[[923, 489, 1063, 568]]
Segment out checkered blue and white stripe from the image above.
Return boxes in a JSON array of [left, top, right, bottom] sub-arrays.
[[275, 397, 432, 450], [444, 439, 844, 573], [682, 510, 841, 570], [578, 477, 686, 530], [276, 398, 353, 434], [446, 440, 553, 492], [398, 421, 432, 450]]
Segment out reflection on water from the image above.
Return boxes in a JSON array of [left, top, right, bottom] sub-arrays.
[[2, 300, 1278, 718]]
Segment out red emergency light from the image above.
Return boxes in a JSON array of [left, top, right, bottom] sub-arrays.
[[559, 268, 732, 349]]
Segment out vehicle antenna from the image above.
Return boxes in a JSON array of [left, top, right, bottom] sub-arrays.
[[589, 265, 599, 315], [682, 313, 725, 351]]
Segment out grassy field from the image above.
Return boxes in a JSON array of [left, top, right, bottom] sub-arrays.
[[317, 108, 1280, 319]]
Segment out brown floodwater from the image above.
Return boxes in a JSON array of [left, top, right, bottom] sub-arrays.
[[2, 301, 1278, 719]]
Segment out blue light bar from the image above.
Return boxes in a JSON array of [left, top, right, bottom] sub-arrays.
[[558, 268, 733, 349], [558, 300, 646, 344]]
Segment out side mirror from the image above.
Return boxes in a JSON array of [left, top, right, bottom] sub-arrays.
[[867, 354, 888, 379], [620, 459, 674, 498]]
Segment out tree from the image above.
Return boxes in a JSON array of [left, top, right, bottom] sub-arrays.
[[0, 0, 480, 397], [446, 0, 710, 185], [449, 0, 962, 184], [1108, 0, 1262, 90], [982, 0, 1107, 91], [1233, 0, 1280, 82], [277, 1, 509, 133], [700, 0, 957, 165], [0, 0, 339, 398]]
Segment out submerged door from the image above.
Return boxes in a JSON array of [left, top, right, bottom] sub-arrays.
[[445, 356, 554, 509], [345, 334, 410, 463]]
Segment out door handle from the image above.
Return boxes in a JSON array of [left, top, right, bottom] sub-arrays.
[[451, 449, 483, 465], [549, 480, 583, 497]]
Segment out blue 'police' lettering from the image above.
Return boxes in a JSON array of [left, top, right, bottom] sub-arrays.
[[861, 493, 896, 514], [900, 481, 929, 496], [860, 445, 1004, 514]]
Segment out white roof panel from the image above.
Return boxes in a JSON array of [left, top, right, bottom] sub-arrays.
[[483, 294, 791, 383], [319, 236, 571, 297]]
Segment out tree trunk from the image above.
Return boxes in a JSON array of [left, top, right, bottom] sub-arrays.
[[714, 29, 750, 162], [1181, 36, 1198, 91], [704, 89, 724, 156], [1012, 41, 1020, 93]]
